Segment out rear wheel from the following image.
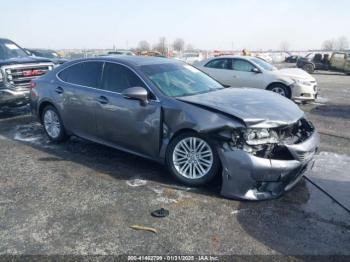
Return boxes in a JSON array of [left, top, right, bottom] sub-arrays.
[[267, 83, 291, 99], [166, 132, 220, 186], [303, 63, 315, 74], [41, 105, 69, 142]]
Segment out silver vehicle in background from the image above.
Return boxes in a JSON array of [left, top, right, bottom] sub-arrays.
[[195, 56, 318, 101], [30, 56, 319, 200]]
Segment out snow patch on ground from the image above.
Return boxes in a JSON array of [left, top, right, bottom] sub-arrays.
[[316, 96, 329, 103], [13, 123, 47, 145], [231, 209, 249, 215], [309, 151, 350, 181], [126, 178, 147, 187], [0, 135, 8, 140]]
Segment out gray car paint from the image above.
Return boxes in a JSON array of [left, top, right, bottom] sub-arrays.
[[178, 87, 304, 128], [30, 56, 319, 200]]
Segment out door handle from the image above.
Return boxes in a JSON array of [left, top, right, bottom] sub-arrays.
[[96, 96, 109, 104], [55, 86, 64, 94]]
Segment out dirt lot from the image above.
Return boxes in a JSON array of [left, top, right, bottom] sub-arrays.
[[0, 70, 349, 257]]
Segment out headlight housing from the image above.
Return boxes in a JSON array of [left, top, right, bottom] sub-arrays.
[[293, 78, 312, 86], [243, 128, 279, 145]]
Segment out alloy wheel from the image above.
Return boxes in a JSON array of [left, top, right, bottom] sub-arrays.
[[271, 87, 287, 97], [43, 109, 61, 139], [172, 137, 213, 179]]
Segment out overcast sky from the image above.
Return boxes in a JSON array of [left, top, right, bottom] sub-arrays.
[[1, 0, 349, 50]]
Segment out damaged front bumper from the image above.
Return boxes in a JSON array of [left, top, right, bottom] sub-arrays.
[[218, 131, 320, 200]]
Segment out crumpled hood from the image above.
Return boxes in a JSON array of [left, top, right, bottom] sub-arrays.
[[274, 68, 315, 81], [178, 88, 304, 128], [0, 56, 53, 67]]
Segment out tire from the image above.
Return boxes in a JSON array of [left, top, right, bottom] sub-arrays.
[[41, 105, 69, 142], [267, 83, 291, 99], [166, 132, 220, 186], [303, 64, 315, 74]]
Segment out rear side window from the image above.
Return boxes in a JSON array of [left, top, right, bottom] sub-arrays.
[[205, 59, 231, 70], [101, 62, 146, 93], [58, 61, 103, 88]]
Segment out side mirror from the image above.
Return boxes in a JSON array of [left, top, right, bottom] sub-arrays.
[[251, 68, 261, 73], [121, 86, 149, 106]]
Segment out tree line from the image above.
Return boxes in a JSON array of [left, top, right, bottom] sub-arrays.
[[137, 37, 194, 55]]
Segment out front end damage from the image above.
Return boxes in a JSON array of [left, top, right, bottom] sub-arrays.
[[217, 118, 319, 200]]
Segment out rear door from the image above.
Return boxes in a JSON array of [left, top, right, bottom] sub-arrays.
[[231, 58, 265, 88], [200, 58, 234, 86], [94, 62, 161, 158], [56, 61, 103, 139]]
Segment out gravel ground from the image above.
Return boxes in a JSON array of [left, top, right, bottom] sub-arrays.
[[0, 69, 349, 257]]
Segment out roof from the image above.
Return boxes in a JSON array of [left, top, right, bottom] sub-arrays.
[[210, 55, 256, 60], [87, 55, 181, 66], [0, 38, 12, 43]]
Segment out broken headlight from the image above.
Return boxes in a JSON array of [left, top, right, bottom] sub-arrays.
[[242, 128, 279, 145]]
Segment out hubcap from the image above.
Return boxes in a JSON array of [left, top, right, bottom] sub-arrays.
[[271, 87, 286, 97], [43, 110, 61, 139], [173, 137, 213, 179]]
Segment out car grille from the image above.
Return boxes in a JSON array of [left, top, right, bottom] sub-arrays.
[[3, 63, 53, 90]]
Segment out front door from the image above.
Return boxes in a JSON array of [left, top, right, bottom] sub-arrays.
[[94, 62, 161, 158], [231, 58, 265, 89]]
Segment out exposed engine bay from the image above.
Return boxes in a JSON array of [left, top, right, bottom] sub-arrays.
[[219, 118, 315, 161]]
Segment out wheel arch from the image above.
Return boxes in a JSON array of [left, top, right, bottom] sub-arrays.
[[38, 101, 56, 122], [266, 81, 290, 90], [266, 82, 292, 99], [169, 128, 198, 142]]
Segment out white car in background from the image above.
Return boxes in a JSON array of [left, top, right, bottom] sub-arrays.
[[255, 53, 273, 63], [178, 52, 203, 64], [194, 56, 318, 101]]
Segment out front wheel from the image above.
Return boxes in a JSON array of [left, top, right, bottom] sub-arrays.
[[267, 84, 291, 99], [166, 132, 220, 186]]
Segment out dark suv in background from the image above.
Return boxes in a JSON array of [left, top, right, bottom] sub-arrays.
[[0, 38, 54, 108]]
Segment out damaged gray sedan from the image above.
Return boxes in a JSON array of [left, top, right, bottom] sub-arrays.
[[30, 56, 319, 200]]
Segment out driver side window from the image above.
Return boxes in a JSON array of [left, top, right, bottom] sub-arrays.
[[232, 59, 256, 72], [101, 63, 146, 93]]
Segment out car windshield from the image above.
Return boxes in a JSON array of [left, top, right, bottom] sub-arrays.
[[0, 40, 28, 60], [251, 57, 277, 71], [141, 63, 224, 97]]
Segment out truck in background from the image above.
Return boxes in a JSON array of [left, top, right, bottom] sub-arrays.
[[0, 38, 54, 108], [297, 51, 350, 75]]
